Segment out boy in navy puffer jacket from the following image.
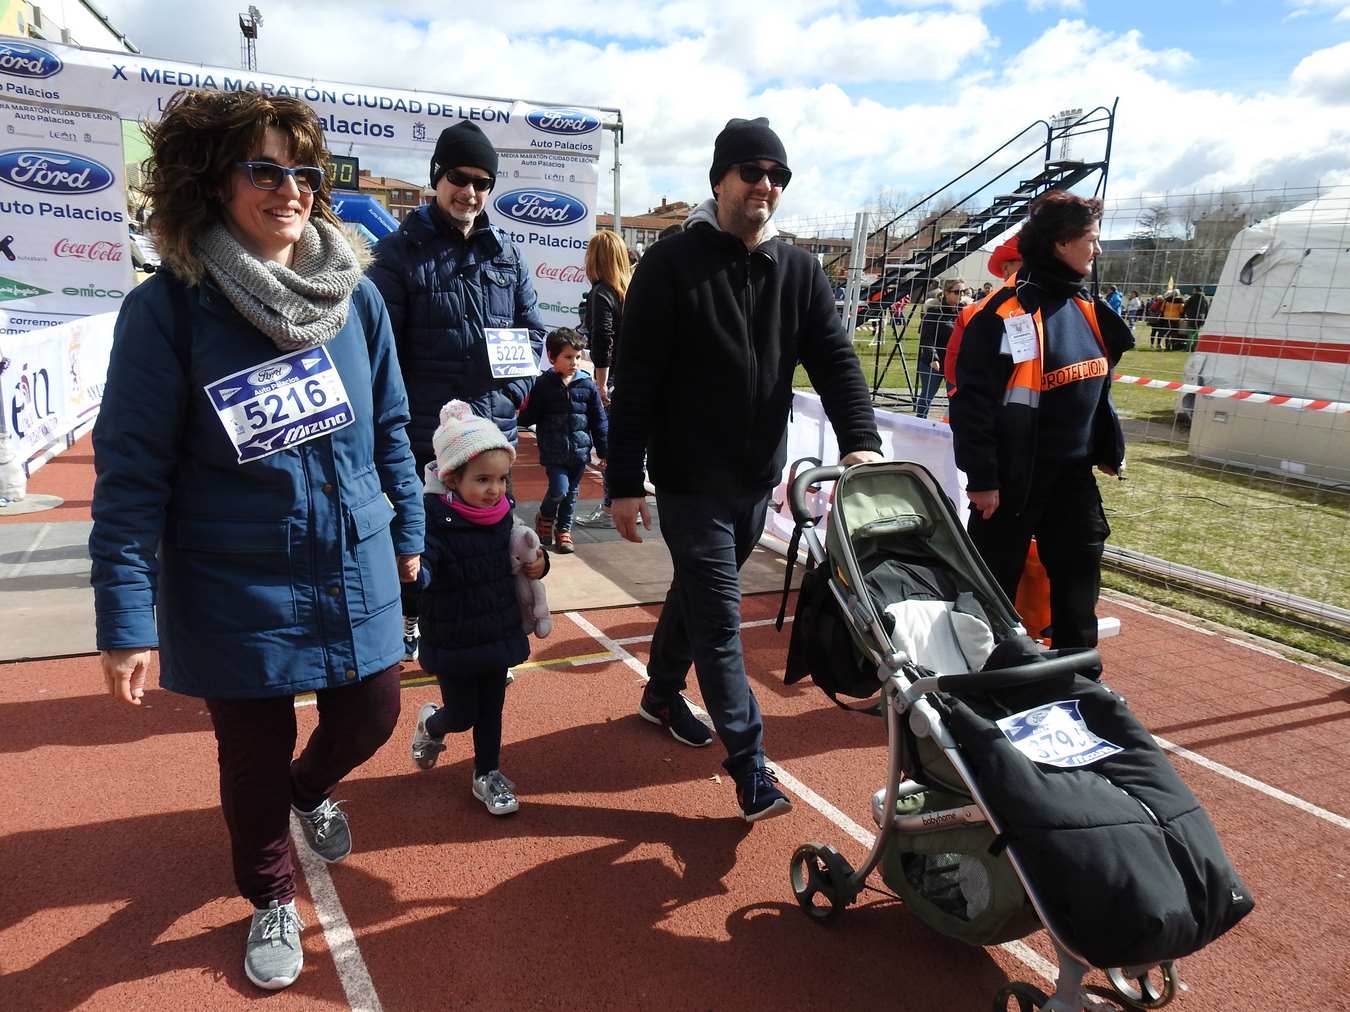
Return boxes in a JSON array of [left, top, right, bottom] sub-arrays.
[[518, 328, 608, 554]]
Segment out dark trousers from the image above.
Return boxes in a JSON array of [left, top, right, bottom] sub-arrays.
[[205, 664, 401, 907], [646, 489, 770, 777], [914, 360, 943, 419], [540, 462, 586, 532], [425, 665, 510, 776], [967, 463, 1109, 651]]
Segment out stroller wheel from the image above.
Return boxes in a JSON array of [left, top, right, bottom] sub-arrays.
[[993, 982, 1049, 1011], [1103, 963, 1179, 1009], [789, 843, 856, 921]]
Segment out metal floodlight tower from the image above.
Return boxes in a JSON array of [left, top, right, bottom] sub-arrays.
[[1052, 107, 1082, 161], [239, 6, 262, 71]]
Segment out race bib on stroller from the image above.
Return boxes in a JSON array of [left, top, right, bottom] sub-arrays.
[[996, 700, 1123, 769], [205, 346, 355, 464]]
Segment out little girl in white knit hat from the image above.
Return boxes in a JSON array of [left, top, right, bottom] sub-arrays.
[[409, 401, 548, 815]]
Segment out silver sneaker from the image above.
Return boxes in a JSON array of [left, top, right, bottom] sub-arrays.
[[576, 505, 614, 528], [290, 797, 352, 863], [411, 702, 447, 770], [402, 617, 419, 661], [472, 769, 520, 815], [244, 899, 304, 990]]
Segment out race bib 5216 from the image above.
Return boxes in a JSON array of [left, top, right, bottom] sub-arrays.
[[205, 346, 355, 464]]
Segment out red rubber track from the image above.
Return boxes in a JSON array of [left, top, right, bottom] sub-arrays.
[[2, 435, 1347, 1010]]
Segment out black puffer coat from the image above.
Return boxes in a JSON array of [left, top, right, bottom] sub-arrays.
[[369, 204, 546, 467], [416, 494, 532, 675], [518, 370, 608, 469]]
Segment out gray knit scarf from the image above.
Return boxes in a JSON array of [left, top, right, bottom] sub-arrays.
[[193, 218, 362, 351]]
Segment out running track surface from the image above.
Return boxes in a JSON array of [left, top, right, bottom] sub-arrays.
[[2, 435, 1348, 1011]]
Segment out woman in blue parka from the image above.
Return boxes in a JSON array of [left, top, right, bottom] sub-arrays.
[[89, 89, 423, 992]]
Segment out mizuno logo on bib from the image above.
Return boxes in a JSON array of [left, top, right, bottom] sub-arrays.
[[205, 346, 355, 464]]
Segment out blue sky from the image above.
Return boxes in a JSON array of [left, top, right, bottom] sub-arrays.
[[97, 0, 1350, 225]]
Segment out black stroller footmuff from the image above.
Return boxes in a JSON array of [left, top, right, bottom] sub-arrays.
[[936, 669, 1255, 969]]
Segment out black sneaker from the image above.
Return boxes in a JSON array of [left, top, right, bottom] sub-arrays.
[[735, 765, 792, 823], [637, 687, 713, 747]]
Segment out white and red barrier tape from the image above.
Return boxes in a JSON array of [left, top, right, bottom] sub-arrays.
[[1112, 374, 1350, 414]]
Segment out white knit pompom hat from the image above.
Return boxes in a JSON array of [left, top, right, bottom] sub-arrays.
[[431, 400, 515, 477]]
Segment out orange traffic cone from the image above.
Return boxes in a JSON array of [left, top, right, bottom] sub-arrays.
[[1015, 538, 1052, 645]]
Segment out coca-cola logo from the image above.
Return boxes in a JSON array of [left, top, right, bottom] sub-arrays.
[[534, 262, 586, 284], [53, 239, 124, 261]]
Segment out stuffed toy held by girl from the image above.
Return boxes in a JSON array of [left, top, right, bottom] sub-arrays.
[[510, 525, 551, 638]]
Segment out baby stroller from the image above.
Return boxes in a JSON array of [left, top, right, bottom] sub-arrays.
[[777, 461, 1253, 1012]]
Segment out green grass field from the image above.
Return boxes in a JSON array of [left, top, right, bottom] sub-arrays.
[[793, 319, 1350, 662]]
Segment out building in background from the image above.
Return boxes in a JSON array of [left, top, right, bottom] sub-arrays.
[[1, 0, 138, 52], [355, 170, 427, 223]]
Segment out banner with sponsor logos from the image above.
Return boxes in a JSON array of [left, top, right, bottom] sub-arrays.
[[0, 97, 132, 334], [0, 36, 611, 327], [0, 310, 115, 462]]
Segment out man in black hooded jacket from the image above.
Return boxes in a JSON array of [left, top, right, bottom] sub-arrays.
[[607, 117, 882, 823]]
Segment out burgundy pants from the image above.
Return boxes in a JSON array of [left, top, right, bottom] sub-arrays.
[[205, 665, 401, 907]]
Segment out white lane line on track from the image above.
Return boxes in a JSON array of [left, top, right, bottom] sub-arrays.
[[566, 609, 1057, 985], [1, 522, 52, 579], [1106, 594, 1350, 685], [1153, 736, 1350, 831], [610, 615, 792, 647], [290, 812, 384, 1012]]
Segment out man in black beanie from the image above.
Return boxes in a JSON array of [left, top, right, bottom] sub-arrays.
[[608, 117, 883, 823], [369, 120, 546, 662]]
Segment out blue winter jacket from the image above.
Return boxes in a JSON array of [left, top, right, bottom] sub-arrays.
[[518, 369, 608, 469], [368, 204, 546, 466], [89, 272, 425, 699]]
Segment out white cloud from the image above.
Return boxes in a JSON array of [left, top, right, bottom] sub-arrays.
[[1291, 40, 1350, 102], [94, 3, 1350, 224], [1027, 0, 1085, 11]]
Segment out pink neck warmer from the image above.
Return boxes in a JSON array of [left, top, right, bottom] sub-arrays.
[[441, 493, 510, 526]]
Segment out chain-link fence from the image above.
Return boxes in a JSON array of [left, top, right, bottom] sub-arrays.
[[787, 187, 1350, 650]]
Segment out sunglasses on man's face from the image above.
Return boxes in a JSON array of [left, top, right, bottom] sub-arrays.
[[445, 168, 494, 192], [736, 163, 792, 189], [235, 161, 325, 193]]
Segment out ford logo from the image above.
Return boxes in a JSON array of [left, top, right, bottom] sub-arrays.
[[493, 189, 588, 228], [0, 150, 114, 195], [248, 363, 293, 385], [526, 108, 601, 136], [0, 42, 63, 79]]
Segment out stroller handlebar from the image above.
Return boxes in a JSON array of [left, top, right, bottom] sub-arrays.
[[789, 465, 846, 524], [927, 648, 1102, 695]]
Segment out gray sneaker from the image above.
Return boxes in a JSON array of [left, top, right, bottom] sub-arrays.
[[576, 505, 614, 528], [244, 899, 304, 990], [472, 769, 520, 815], [411, 702, 447, 770], [291, 797, 352, 863]]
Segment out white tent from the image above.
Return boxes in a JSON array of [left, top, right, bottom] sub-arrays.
[[1182, 186, 1350, 483]]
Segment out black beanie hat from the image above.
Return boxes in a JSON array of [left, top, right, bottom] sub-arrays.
[[430, 121, 499, 188], [709, 117, 788, 192]]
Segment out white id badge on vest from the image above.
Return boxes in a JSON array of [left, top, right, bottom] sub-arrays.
[[484, 328, 539, 380], [205, 346, 355, 464], [1002, 314, 1039, 363]]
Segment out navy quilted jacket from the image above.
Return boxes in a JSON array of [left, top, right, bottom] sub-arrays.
[[518, 369, 608, 469], [368, 204, 546, 467], [416, 494, 532, 675]]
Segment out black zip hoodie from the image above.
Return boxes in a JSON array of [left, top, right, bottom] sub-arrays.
[[607, 207, 881, 498]]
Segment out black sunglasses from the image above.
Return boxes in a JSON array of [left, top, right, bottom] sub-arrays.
[[736, 163, 791, 188], [445, 168, 494, 192], [235, 161, 325, 193]]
